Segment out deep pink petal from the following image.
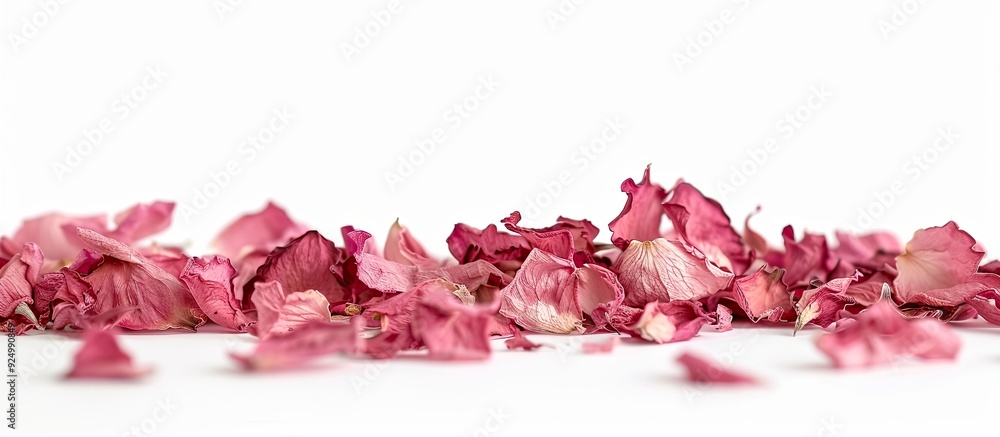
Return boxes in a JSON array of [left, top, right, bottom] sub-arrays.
[[505, 329, 543, 351], [411, 289, 495, 361], [249, 230, 349, 306], [609, 165, 668, 249], [663, 181, 750, 274], [502, 212, 576, 260], [794, 273, 862, 334], [180, 256, 253, 332], [250, 281, 330, 339], [446, 223, 530, 271], [77, 229, 205, 331], [107, 201, 175, 243]]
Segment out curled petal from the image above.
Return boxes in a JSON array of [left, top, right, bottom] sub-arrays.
[[180, 256, 253, 332], [614, 239, 734, 307], [627, 301, 712, 344], [384, 220, 438, 269], [78, 229, 205, 331], [502, 212, 576, 260], [446, 223, 529, 270], [0, 243, 43, 319], [412, 290, 496, 360], [250, 281, 331, 339], [107, 201, 175, 243], [249, 231, 349, 307], [609, 165, 668, 249], [663, 181, 750, 274], [733, 267, 792, 322], [499, 250, 583, 334], [793, 273, 862, 334]]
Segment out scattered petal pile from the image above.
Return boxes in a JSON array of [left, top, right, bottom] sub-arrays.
[[3, 167, 994, 380]]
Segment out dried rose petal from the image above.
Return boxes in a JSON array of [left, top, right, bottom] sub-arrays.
[[609, 165, 668, 249], [582, 336, 619, 354], [77, 229, 205, 331], [384, 220, 438, 269], [66, 330, 152, 379], [793, 273, 862, 334], [213, 202, 307, 261], [714, 304, 734, 332], [180, 256, 253, 332], [249, 230, 349, 307], [0, 243, 43, 322], [446, 223, 530, 271], [733, 267, 792, 322], [663, 181, 750, 274], [623, 301, 712, 344], [894, 222, 987, 307], [505, 330, 542, 351], [232, 318, 362, 371], [614, 239, 733, 307], [815, 298, 961, 369], [250, 281, 331, 339], [411, 286, 496, 361], [677, 351, 758, 385]]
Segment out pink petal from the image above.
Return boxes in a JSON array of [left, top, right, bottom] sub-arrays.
[[212, 202, 308, 261], [614, 239, 734, 307], [384, 220, 439, 269], [663, 181, 750, 274], [733, 267, 793, 322], [106, 201, 175, 243], [250, 281, 331, 339], [793, 273, 862, 334], [179, 256, 253, 332], [582, 336, 619, 354], [609, 165, 668, 249], [713, 304, 734, 332], [446, 223, 530, 271], [505, 330, 542, 351], [627, 301, 712, 343], [677, 351, 758, 385], [3, 213, 109, 265], [575, 264, 625, 331], [815, 299, 961, 369], [249, 230, 349, 307], [502, 212, 577, 260], [894, 222, 985, 306], [77, 229, 205, 331], [66, 330, 152, 379], [0, 243, 43, 320], [411, 288, 496, 361], [779, 226, 832, 286], [232, 318, 362, 371], [499, 249, 584, 334], [966, 289, 1000, 325]]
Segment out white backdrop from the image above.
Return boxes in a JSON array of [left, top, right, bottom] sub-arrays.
[[2, 1, 999, 436]]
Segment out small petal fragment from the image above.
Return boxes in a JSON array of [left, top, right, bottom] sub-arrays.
[[677, 351, 758, 385], [66, 330, 152, 379]]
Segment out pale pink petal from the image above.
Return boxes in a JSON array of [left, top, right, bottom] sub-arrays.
[[384, 220, 438, 269], [894, 222, 985, 306], [815, 299, 961, 369], [575, 264, 625, 331], [733, 267, 793, 322], [627, 301, 711, 344], [66, 330, 152, 379], [582, 336, 619, 354], [232, 318, 362, 371], [179, 256, 253, 332], [250, 281, 330, 339], [0, 243, 43, 320], [499, 249, 583, 334], [677, 351, 758, 385], [107, 201, 175, 243], [614, 239, 734, 307], [609, 165, 668, 249], [714, 304, 734, 332]]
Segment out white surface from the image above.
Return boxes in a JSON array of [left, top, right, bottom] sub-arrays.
[[2, 1, 999, 436]]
